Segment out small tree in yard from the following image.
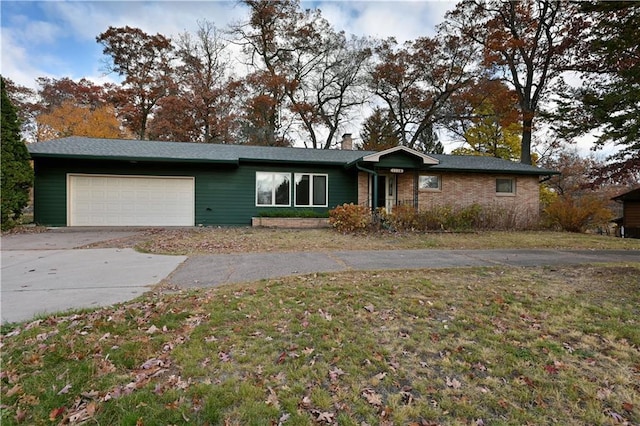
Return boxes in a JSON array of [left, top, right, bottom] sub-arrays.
[[544, 195, 613, 233], [541, 149, 615, 233], [1, 77, 34, 230]]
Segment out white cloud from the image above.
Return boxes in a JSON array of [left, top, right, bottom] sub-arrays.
[[316, 0, 456, 42], [0, 30, 50, 87]]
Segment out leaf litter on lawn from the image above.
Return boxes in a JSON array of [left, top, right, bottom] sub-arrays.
[[1, 264, 639, 425]]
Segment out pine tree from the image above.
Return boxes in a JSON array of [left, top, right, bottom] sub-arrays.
[[358, 108, 401, 151], [1, 76, 34, 230]]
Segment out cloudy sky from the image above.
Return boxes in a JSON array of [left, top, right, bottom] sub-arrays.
[[1, 0, 456, 88], [1, 1, 605, 156]]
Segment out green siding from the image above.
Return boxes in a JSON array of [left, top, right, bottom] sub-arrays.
[[33, 158, 358, 227]]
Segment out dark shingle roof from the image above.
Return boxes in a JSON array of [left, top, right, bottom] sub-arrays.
[[612, 187, 640, 201], [428, 154, 557, 175], [27, 137, 557, 175], [27, 136, 366, 165]]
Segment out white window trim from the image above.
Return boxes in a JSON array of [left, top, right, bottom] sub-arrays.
[[418, 174, 442, 192], [294, 173, 329, 207], [496, 177, 516, 196], [255, 172, 291, 207]]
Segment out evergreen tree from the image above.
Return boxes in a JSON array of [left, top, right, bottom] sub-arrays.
[[555, 2, 639, 183], [1, 77, 34, 230], [357, 107, 401, 151], [415, 123, 445, 154]]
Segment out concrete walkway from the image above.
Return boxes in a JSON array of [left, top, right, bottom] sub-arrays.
[[166, 248, 640, 288]]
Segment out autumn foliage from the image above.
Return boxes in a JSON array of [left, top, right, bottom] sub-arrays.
[[328, 203, 371, 233], [36, 100, 122, 141], [544, 194, 613, 233]]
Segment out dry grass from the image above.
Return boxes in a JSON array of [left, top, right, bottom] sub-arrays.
[[2, 264, 639, 425], [111, 227, 640, 255]]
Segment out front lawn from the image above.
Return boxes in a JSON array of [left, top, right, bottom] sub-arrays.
[[2, 264, 639, 425], [85, 228, 640, 254]]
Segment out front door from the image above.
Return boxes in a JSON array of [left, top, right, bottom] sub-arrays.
[[375, 174, 396, 212]]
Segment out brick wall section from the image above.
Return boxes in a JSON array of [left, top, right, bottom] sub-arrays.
[[358, 172, 370, 206], [358, 171, 541, 225], [418, 173, 540, 225], [397, 173, 416, 205]]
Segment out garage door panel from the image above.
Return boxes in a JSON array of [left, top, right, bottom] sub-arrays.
[[68, 175, 195, 226]]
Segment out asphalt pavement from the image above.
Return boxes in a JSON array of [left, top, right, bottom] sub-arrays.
[[166, 248, 640, 288]]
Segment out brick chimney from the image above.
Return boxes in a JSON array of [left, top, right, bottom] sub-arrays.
[[341, 133, 353, 150]]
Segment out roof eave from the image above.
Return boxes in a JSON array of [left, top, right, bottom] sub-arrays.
[[239, 157, 349, 167], [29, 152, 239, 165], [429, 167, 560, 176]]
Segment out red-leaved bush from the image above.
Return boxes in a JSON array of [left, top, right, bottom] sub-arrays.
[[329, 203, 371, 233]]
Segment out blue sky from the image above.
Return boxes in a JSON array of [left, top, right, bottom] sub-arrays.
[[0, 1, 606, 156], [1, 1, 455, 88]]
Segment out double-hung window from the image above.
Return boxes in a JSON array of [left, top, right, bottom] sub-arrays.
[[295, 173, 328, 207], [256, 172, 291, 206]]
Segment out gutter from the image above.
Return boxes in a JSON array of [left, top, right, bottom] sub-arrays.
[[356, 162, 378, 210]]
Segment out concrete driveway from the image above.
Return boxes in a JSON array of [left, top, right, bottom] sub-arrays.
[[1, 229, 186, 324]]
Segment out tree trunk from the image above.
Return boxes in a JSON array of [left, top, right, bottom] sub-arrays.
[[520, 112, 533, 165]]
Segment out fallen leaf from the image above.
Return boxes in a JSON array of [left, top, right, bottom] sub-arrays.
[[607, 410, 625, 423], [57, 384, 72, 395], [446, 376, 461, 389], [362, 388, 383, 406], [218, 351, 231, 362], [300, 395, 312, 408], [146, 325, 159, 334], [14, 409, 26, 423], [6, 384, 22, 397], [277, 412, 290, 425], [315, 411, 334, 423], [265, 387, 279, 408], [276, 351, 287, 364], [329, 367, 345, 383], [49, 407, 65, 421], [318, 309, 332, 321], [364, 304, 375, 313]]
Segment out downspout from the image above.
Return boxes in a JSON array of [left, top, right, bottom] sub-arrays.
[[356, 162, 378, 210]]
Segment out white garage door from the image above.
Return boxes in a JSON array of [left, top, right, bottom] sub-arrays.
[[68, 174, 195, 226]]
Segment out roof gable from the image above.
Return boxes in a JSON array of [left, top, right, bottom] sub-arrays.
[[361, 146, 439, 165]]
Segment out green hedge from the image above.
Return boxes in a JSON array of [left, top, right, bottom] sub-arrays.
[[257, 209, 329, 218]]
